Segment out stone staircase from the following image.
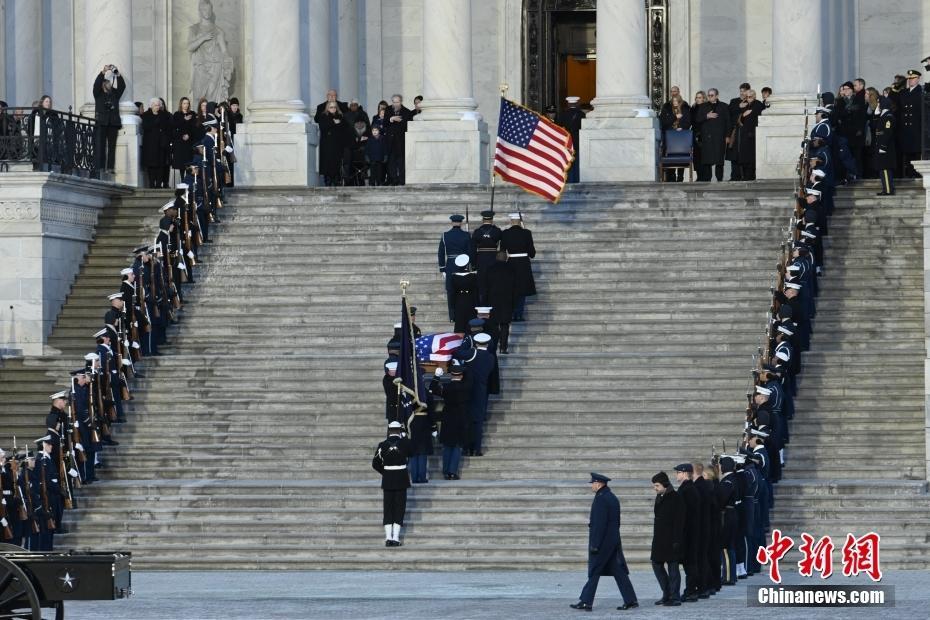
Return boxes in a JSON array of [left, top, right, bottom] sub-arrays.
[[0, 181, 927, 570]]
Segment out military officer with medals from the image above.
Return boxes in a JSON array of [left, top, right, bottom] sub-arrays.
[[897, 69, 923, 177], [872, 95, 897, 196]]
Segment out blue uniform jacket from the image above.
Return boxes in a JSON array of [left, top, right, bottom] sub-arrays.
[[438, 227, 472, 274], [588, 485, 629, 576]]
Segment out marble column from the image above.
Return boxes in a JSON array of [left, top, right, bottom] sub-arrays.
[[236, 0, 315, 186], [909, 159, 930, 482], [84, 0, 140, 186], [405, 0, 488, 184], [579, 0, 659, 181], [6, 0, 42, 106], [756, 0, 823, 178], [308, 0, 332, 110], [337, 0, 359, 100]]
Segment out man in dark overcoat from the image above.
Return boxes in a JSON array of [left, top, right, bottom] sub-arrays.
[[570, 473, 639, 612], [674, 463, 704, 601], [694, 88, 730, 182], [650, 471, 684, 606]]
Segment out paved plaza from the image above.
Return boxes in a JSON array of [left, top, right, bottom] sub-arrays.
[[66, 569, 930, 619]]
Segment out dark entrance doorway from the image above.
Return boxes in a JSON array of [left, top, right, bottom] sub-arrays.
[[523, 2, 596, 115], [523, 1, 670, 114]]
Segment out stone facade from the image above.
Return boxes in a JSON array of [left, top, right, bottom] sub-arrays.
[[0, 0, 927, 183], [0, 174, 130, 356]]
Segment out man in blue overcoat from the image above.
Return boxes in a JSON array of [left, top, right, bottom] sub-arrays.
[[570, 473, 639, 612]]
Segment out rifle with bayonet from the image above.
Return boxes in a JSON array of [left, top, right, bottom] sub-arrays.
[[0, 457, 14, 539], [12, 450, 39, 535]]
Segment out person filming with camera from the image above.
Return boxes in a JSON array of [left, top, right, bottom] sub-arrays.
[[93, 64, 126, 174]]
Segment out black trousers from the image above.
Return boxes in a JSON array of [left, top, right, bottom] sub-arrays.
[[683, 558, 702, 596], [697, 163, 724, 182], [879, 167, 895, 194], [652, 560, 681, 602], [383, 489, 407, 525], [731, 163, 756, 181], [95, 125, 119, 171]]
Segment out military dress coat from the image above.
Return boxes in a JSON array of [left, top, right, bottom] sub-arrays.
[[500, 225, 536, 298], [587, 485, 631, 577]]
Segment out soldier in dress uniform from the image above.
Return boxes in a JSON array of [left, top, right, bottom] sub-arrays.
[[558, 96, 586, 183], [429, 362, 472, 480], [897, 69, 923, 177], [0, 450, 15, 543], [471, 210, 502, 304], [570, 473, 639, 612], [71, 368, 98, 484], [872, 96, 897, 195], [486, 252, 517, 353], [674, 463, 703, 602], [382, 361, 398, 421], [372, 420, 411, 547], [438, 214, 472, 322], [132, 245, 159, 357], [499, 213, 536, 322], [95, 328, 124, 434], [462, 340, 495, 458], [715, 456, 740, 586], [16, 449, 38, 550], [33, 436, 61, 551], [451, 254, 478, 333]]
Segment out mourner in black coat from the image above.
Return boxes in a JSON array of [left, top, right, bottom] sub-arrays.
[[383, 96, 414, 185], [141, 103, 172, 188], [430, 364, 472, 479], [650, 471, 684, 605], [172, 100, 198, 172], [314, 90, 349, 124], [694, 90, 730, 181], [674, 465, 704, 601], [571, 473, 638, 611], [372, 422, 411, 546], [692, 464, 720, 596], [728, 92, 765, 181], [318, 105, 349, 186], [92, 66, 126, 172]]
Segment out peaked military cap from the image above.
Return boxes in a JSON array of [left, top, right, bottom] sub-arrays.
[[673, 463, 693, 473], [450, 214, 465, 223], [907, 69, 922, 79], [589, 472, 611, 484], [480, 210, 495, 219]]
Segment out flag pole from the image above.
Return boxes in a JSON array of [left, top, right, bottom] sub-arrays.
[[490, 82, 509, 214]]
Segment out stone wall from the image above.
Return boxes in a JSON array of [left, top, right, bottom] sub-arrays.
[[0, 173, 129, 356]]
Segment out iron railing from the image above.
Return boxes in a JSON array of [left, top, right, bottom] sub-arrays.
[[0, 106, 98, 178]]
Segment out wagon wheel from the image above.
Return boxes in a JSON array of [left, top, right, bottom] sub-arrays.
[[0, 555, 40, 619]]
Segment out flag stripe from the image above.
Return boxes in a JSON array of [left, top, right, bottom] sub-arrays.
[[493, 97, 574, 203]]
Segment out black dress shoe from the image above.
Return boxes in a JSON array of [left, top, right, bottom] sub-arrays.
[[500, 349, 509, 355], [618, 602, 638, 610], [569, 602, 592, 611], [472, 451, 483, 457], [662, 600, 681, 606], [449, 473, 460, 480], [134, 373, 146, 378], [654, 598, 668, 605], [698, 593, 710, 599], [385, 540, 393, 547], [683, 594, 699, 602], [443, 473, 452, 480]]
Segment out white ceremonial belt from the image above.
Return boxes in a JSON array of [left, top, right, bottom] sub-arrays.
[[383, 465, 407, 470], [1, 491, 10, 496], [508, 253, 528, 258]]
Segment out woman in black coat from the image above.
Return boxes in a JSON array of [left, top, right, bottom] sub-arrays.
[[141, 99, 172, 188], [729, 90, 765, 181], [172, 97, 198, 171], [318, 101, 349, 186], [690, 91, 706, 172]]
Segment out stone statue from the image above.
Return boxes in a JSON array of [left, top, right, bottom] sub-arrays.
[[188, 0, 234, 103]]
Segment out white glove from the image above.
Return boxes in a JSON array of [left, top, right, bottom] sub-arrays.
[[187, 230, 192, 239], [434, 368, 444, 377], [187, 250, 195, 259], [0, 518, 7, 528], [121, 359, 131, 367], [878, 149, 886, 154], [178, 262, 187, 271], [132, 341, 140, 349], [75, 443, 84, 451], [224, 145, 234, 153], [123, 340, 130, 349], [133, 321, 138, 328], [431, 430, 438, 438], [69, 468, 80, 478]]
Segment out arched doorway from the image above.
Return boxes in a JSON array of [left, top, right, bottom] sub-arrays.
[[522, 0, 669, 114]]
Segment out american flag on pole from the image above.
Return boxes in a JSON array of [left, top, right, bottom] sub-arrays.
[[494, 97, 575, 203], [416, 333, 464, 362]]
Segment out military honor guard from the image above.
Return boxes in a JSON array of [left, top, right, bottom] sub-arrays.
[[429, 362, 472, 480], [372, 421, 411, 547], [471, 210, 502, 304], [438, 214, 472, 322], [485, 253, 516, 353], [871, 95, 897, 195], [451, 254, 478, 333], [499, 213, 536, 322], [897, 69, 923, 177], [571, 473, 638, 612]]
